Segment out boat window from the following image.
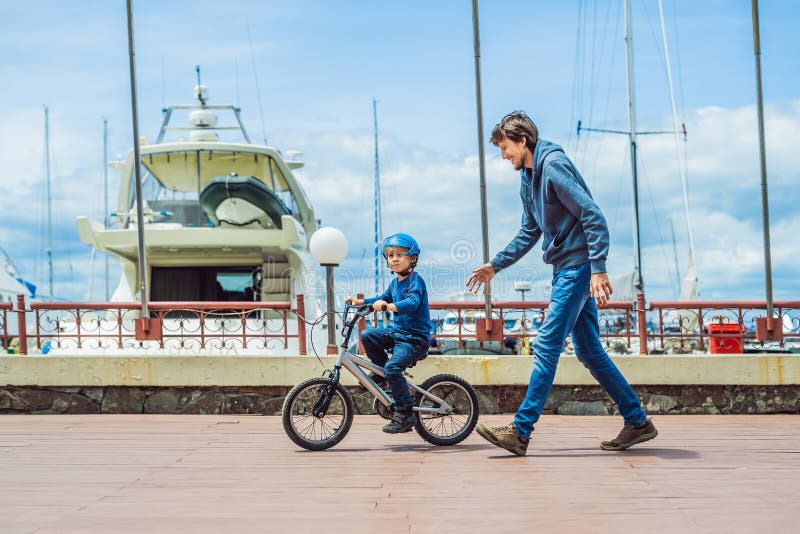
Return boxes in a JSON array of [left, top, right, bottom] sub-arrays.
[[129, 150, 301, 224], [150, 266, 258, 302]]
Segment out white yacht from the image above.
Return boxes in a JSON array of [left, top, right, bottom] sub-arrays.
[[76, 85, 325, 351]]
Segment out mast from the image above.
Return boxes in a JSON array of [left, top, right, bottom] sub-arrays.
[[751, 0, 774, 319], [624, 0, 644, 293], [103, 118, 110, 300], [471, 0, 493, 321], [126, 0, 149, 317], [372, 98, 383, 296], [43, 105, 54, 301]]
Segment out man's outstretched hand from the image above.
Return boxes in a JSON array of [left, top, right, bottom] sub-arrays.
[[590, 273, 613, 307], [466, 263, 496, 294]]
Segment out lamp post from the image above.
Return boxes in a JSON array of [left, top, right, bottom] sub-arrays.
[[514, 281, 532, 354], [309, 227, 349, 355]]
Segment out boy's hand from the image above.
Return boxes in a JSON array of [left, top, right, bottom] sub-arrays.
[[372, 300, 393, 312], [344, 296, 363, 306], [466, 262, 496, 294]]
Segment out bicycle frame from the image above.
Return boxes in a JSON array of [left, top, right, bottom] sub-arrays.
[[326, 304, 455, 416]]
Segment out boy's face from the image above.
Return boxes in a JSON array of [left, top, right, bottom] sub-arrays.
[[385, 247, 413, 274]]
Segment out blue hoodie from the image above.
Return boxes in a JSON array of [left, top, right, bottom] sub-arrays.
[[490, 139, 610, 275]]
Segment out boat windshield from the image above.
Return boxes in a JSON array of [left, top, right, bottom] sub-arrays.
[[127, 149, 300, 227]]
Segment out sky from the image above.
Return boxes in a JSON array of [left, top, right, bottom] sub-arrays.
[[0, 0, 798, 304]]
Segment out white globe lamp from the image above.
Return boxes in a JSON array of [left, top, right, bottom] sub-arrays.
[[310, 227, 349, 266], [309, 227, 349, 354]]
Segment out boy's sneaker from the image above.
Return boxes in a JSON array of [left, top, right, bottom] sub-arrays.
[[382, 407, 416, 434], [601, 418, 658, 451], [475, 423, 529, 456]]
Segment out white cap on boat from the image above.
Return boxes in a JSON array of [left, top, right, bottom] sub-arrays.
[[189, 130, 219, 142], [194, 84, 209, 103], [188, 109, 218, 128]]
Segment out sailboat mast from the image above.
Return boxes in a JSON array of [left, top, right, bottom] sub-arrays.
[[43, 105, 54, 301], [103, 117, 110, 301], [623, 0, 644, 292], [372, 97, 383, 296]]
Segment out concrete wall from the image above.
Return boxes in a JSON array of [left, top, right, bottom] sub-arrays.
[[1, 354, 798, 415]]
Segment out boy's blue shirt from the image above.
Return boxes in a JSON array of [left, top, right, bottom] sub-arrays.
[[490, 139, 610, 275], [364, 271, 430, 339]]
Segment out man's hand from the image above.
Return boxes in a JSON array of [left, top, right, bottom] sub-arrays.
[[590, 273, 613, 307], [466, 263, 496, 294], [344, 296, 363, 306]]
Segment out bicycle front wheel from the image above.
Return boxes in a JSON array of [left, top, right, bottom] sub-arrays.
[[282, 377, 354, 451], [414, 374, 479, 446]]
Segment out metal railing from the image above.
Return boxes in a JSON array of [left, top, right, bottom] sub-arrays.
[[10, 294, 307, 355], [648, 300, 800, 353], [3, 293, 799, 356], [0, 301, 11, 350]]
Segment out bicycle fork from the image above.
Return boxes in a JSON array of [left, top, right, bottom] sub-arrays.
[[311, 367, 341, 418]]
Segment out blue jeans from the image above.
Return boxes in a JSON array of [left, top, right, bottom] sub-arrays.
[[513, 262, 647, 439], [360, 327, 428, 409]]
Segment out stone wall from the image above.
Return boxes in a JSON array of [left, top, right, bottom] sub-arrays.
[[1, 384, 798, 415]]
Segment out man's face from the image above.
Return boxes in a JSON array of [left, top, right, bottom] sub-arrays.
[[498, 136, 528, 171]]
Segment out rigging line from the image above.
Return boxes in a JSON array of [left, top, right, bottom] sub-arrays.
[[579, 0, 596, 167], [567, 0, 584, 154], [576, 0, 589, 157], [638, 151, 677, 294], [670, 0, 687, 122], [657, 0, 696, 271], [234, 57, 241, 107], [246, 20, 269, 146], [609, 143, 628, 239], [587, 0, 617, 186]]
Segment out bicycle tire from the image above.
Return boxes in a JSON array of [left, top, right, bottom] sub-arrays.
[[282, 377, 355, 451], [414, 374, 479, 446]]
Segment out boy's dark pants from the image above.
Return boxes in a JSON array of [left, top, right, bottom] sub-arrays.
[[359, 327, 427, 409]]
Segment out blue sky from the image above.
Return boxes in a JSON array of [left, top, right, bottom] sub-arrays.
[[0, 0, 798, 303]]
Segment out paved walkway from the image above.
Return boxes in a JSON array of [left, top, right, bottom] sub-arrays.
[[0, 414, 797, 533]]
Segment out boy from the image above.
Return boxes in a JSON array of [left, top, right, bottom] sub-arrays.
[[345, 233, 431, 434]]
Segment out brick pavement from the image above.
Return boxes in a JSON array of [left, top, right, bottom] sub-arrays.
[[0, 414, 797, 533]]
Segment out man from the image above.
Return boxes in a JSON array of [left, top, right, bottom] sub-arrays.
[[466, 111, 657, 456]]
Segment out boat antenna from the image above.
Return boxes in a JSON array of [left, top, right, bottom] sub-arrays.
[[103, 117, 110, 300], [372, 98, 384, 297], [43, 105, 54, 301], [195, 65, 206, 105], [246, 20, 269, 145]]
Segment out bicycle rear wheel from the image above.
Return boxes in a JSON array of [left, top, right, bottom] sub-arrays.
[[282, 377, 354, 451], [414, 374, 479, 446]]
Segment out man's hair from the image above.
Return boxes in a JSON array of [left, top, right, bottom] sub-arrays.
[[490, 110, 539, 150]]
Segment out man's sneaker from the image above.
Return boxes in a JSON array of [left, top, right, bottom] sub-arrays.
[[475, 423, 529, 456], [382, 408, 416, 434], [601, 418, 658, 451]]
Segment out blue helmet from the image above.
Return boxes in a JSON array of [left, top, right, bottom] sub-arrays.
[[381, 233, 420, 257]]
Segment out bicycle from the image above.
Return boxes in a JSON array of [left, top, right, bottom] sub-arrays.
[[282, 303, 480, 451]]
